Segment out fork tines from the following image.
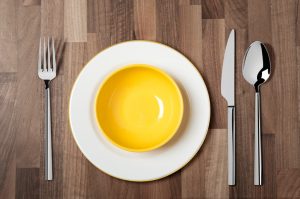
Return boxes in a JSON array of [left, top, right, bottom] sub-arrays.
[[38, 37, 56, 72]]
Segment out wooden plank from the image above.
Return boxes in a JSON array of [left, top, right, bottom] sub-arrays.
[[41, 0, 64, 38], [87, 0, 111, 35], [277, 169, 300, 198], [178, 5, 202, 72], [178, 0, 190, 5], [110, 0, 134, 44], [248, 0, 272, 43], [15, 1, 41, 168], [0, 73, 16, 199], [62, 42, 88, 199], [177, 9, 203, 194], [182, 129, 228, 198], [204, 129, 228, 198], [16, 168, 40, 199], [64, 0, 87, 42], [87, 0, 95, 33], [202, 0, 224, 19], [190, 0, 201, 4], [0, 38, 17, 73], [202, 19, 226, 128], [296, 0, 300, 46], [134, 0, 156, 40], [181, 151, 205, 198], [0, 0, 17, 72], [156, 0, 179, 48], [23, 0, 40, 6], [225, 0, 247, 29], [139, 172, 181, 198], [298, 47, 300, 129], [271, 0, 300, 169], [86, 165, 140, 199]]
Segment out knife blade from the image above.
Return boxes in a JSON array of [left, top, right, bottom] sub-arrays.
[[221, 30, 235, 106], [221, 29, 235, 186]]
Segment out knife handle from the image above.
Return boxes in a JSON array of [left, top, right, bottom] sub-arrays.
[[228, 106, 235, 185], [254, 92, 262, 185]]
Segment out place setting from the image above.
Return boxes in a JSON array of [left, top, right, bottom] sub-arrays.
[[39, 31, 271, 185]]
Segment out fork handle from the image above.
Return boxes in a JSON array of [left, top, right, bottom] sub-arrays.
[[44, 82, 53, 180]]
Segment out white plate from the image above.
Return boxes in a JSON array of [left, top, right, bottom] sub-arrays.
[[69, 41, 210, 181]]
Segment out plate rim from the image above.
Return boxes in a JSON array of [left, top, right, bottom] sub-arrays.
[[68, 40, 211, 182]]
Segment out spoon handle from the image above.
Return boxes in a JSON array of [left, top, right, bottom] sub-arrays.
[[228, 106, 235, 185], [254, 92, 262, 185]]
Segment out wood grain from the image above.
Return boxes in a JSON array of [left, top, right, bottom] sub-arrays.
[[225, 0, 247, 29], [298, 47, 300, 132], [63, 42, 88, 199], [134, 0, 156, 40], [156, 0, 179, 48], [296, 0, 300, 46], [64, 0, 87, 42], [87, 0, 111, 34], [277, 169, 300, 198], [23, 0, 40, 6], [248, 0, 272, 43], [201, 0, 224, 19], [0, 0, 17, 73], [110, 0, 134, 43], [0, 0, 300, 198], [181, 149, 205, 198], [204, 129, 228, 199], [202, 19, 226, 128], [178, 5, 202, 72], [16, 168, 39, 199], [271, 0, 300, 169], [15, 1, 41, 168], [0, 73, 16, 199], [41, 0, 64, 38]]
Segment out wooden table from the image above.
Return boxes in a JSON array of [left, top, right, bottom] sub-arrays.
[[1, 0, 299, 198]]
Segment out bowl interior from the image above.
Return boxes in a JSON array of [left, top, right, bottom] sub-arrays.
[[94, 64, 184, 152]]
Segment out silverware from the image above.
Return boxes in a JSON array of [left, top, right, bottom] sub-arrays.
[[38, 37, 57, 180], [242, 41, 271, 185], [221, 29, 235, 186]]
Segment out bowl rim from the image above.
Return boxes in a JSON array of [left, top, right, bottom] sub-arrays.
[[94, 64, 184, 152]]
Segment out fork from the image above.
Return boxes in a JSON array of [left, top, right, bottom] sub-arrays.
[[38, 37, 56, 180]]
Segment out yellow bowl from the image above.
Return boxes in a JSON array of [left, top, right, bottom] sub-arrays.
[[94, 64, 184, 152]]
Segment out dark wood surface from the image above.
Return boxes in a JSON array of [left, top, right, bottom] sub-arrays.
[[0, 0, 299, 198]]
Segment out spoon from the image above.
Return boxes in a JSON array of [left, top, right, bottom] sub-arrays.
[[242, 41, 271, 185]]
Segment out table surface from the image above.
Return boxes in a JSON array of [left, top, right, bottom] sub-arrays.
[[1, 0, 299, 198]]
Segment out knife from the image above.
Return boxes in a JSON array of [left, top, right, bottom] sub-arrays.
[[221, 29, 235, 186]]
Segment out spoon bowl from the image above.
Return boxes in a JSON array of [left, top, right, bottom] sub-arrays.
[[243, 41, 271, 92]]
